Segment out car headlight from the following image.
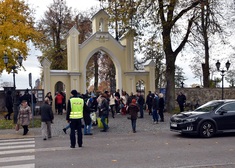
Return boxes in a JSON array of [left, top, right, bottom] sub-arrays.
[[184, 117, 198, 123]]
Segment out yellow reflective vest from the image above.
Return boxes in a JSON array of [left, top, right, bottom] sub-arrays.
[[69, 98, 84, 119]]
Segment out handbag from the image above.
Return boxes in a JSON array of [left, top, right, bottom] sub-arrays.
[[90, 112, 97, 123], [15, 124, 20, 131]]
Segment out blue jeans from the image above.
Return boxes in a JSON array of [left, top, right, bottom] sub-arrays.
[[131, 119, 136, 132], [101, 114, 108, 130], [84, 122, 92, 134], [152, 109, 159, 122], [65, 123, 70, 130]]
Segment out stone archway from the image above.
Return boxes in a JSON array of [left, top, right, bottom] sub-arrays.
[[83, 47, 122, 93], [42, 9, 156, 103]]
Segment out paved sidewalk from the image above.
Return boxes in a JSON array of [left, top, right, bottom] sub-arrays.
[[0, 112, 172, 139]]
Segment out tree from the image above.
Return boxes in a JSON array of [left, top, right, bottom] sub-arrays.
[[175, 66, 187, 88], [0, 0, 42, 73], [152, 0, 201, 112], [100, 0, 141, 40], [189, 0, 224, 88], [225, 70, 235, 88], [139, 36, 165, 89], [86, 51, 115, 92], [37, 0, 74, 70]]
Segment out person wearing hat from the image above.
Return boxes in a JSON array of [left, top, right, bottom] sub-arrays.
[[127, 98, 139, 133], [66, 90, 88, 148]]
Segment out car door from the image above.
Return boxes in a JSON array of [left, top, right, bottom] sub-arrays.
[[214, 102, 235, 130]]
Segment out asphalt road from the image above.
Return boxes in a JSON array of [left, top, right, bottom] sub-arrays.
[[1, 112, 235, 168]]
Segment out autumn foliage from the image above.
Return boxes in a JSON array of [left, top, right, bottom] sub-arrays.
[[0, 0, 42, 73]]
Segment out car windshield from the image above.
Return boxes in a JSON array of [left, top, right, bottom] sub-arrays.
[[194, 101, 224, 113]]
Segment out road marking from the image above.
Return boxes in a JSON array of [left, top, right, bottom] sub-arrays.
[[0, 138, 34, 142], [0, 141, 35, 146], [0, 138, 35, 168], [0, 149, 35, 155], [0, 144, 35, 150], [0, 163, 35, 168], [0, 155, 35, 163]]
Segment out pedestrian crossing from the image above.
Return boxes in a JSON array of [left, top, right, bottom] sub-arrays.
[[0, 138, 35, 168]]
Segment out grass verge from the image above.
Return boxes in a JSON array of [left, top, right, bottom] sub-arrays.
[[0, 112, 41, 129]]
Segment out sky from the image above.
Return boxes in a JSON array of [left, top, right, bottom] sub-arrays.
[[0, 0, 100, 90], [1, 0, 223, 90]]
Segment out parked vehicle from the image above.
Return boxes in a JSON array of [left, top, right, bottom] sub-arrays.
[[170, 100, 235, 138]]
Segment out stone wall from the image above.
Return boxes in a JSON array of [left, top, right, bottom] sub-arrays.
[[175, 88, 235, 109], [0, 89, 44, 113], [1, 88, 235, 112]]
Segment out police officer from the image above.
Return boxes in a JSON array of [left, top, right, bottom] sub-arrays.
[[66, 90, 87, 148]]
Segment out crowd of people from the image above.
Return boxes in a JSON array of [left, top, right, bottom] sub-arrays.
[[61, 89, 168, 148], [4, 88, 188, 149]]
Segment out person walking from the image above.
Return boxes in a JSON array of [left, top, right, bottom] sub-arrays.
[[109, 93, 116, 118], [114, 89, 120, 114], [158, 93, 165, 122], [40, 97, 54, 140], [146, 91, 154, 115], [137, 92, 144, 118], [32, 91, 37, 116], [66, 90, 88, 148], [152, 92, 159, 124], [55, 92, 64, 115], [13, 91, 21, 124], [177, 92, 186, 112], [83, 106, 93, 135], [5, 90, 13, 120], [20, 89, 31, 106], [127, 99, 139, 133], [17, 100, 32, 135], [45, 92, 53, 106], [99, 93, 109, 132]]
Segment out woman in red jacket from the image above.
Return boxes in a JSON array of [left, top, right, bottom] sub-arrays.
[[55, 92, 64, 115]]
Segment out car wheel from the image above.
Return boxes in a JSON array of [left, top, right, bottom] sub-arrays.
[[199, 121, 215, 138]]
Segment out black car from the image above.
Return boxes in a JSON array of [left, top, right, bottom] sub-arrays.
[[170, 100, 235, 138]]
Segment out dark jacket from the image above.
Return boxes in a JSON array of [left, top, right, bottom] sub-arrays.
[[83, 108, 92, 125], [127, 103, 139, 120], [137, 95, 145, 106], [127, 95, 136, 106], [20, 93, 31, 106], [152, 96, 159, 110], [146, 93, 153, 106], [40, 102, 54, 122], [99, 98, 109, 116], [159, 97, 165, 110], [5, 91, 13, 108]]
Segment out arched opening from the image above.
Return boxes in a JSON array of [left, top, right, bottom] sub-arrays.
[[54, 81, 65, 93], [86, 50, 116, 93], [136, 80, 145, 95]]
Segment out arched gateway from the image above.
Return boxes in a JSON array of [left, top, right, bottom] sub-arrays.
[[42, 9, 155, 101]]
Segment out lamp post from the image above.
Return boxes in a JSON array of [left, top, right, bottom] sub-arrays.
[[215, 60, 231, 100], [3, 53, 23, 89], [3, 52, 23, 123]]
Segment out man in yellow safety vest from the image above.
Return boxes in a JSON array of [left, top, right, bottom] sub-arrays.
[[66, 90, 88, 148]]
